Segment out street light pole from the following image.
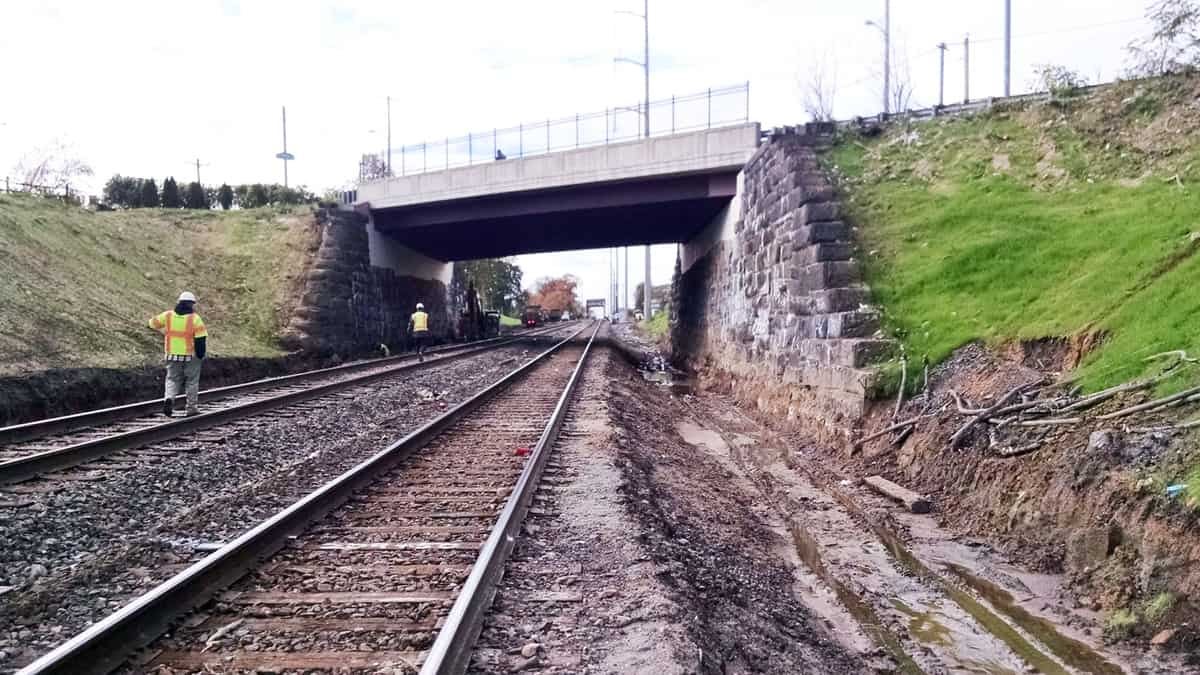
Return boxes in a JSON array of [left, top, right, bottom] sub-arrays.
[[884, 0, 891, 114], [1004, 0, 1012, 96], [865, 0, 892, 115]]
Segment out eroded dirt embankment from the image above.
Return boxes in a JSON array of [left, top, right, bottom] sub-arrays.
[[847, 342, 1200, 658]]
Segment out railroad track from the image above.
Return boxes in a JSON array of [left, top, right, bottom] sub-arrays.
[[0, 323, 577, 486], [18, 321, 600, 675]]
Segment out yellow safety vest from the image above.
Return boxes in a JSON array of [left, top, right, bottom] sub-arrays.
[[149, 311, 208, 355], [411, 311, 429, 333]]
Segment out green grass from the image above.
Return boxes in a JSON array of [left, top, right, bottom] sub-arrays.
[[499, 314, 520, 327], [1142, 592, 1176, 625], [829, 75, 1200, 394], [639, 311, 669, 340], [0, 194, 318, 375], [1104, 608, 1140, 640]]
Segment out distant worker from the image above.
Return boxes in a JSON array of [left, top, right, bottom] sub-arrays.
[[409, 302, 430, 362], [494, 149, 506, 160], [148, 291, 208, 417]]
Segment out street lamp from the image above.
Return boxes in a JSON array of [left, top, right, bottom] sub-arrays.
[[864, 0, 891, 114]]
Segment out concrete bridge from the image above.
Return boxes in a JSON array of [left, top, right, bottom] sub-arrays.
[[354, 122, 761, 277]]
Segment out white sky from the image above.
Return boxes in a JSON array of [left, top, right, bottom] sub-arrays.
[[2, 0, 1150, 306]]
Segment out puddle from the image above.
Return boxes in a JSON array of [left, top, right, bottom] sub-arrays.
[[676, 422, 729, 453], [944, 563, 1126, 675], [640, 368, 694, 395]]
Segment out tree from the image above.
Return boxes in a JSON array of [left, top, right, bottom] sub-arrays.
[[103, 175, 141, 208], [184, 181, 208, 209], [359, 153, 391, 181], [889, 44, 916, 113], [451, 259, 525, 315], [161, 177, 182, 208], [1127, 0, 1200, 76], [10, 139, 93, 194], [801, 50, 838, 122], [529, 275, 582, 315], [140, 178, 159, 208], [217, 183, 234, 210]]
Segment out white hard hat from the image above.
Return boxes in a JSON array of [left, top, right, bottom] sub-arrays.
[[178, 291, 197, 303], [416, 302, 425, 309]]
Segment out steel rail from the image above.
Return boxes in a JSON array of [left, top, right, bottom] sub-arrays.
[[0, 324, 569, 446], [0, 324, 575, 485], [420, 321, 600, 674], [16, 321, 594, 675]]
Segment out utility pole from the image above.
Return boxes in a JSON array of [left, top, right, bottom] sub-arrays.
[[187, 158, 209, 184], [937, 43, 947, 107], [1004, 0, 1012, 96], [624, 247, 629, 317], [386, 96, 392, 175], [275, 106, 295, 188], [884, 0, 891, 114], [865, 0, 891, 114], [963, 35, 971, 103]]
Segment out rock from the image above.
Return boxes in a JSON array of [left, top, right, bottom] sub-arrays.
[[1086, 430, 1121, 455], [1065, 527, 1110, 573], [510, 655, 540, 672], [520, 642, 541, 658], [1150, 629, 1176, 646], [27, 563, 48, 579]]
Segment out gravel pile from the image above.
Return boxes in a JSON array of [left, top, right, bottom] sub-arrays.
[[0, 345, 538, 670]]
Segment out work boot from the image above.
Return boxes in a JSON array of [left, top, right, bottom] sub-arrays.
[[162, 399, 174, 417]]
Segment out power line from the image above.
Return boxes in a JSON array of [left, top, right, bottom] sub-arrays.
[[944, 16, 1144, 47]]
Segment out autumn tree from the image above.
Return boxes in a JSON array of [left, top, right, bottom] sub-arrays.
[[529, 275, 583, 315]]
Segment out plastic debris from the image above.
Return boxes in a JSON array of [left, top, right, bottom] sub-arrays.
[[514, 447, 531, 457], [1165, 484, 1188, 498]]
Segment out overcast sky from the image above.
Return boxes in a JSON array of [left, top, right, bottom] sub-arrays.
[[2, 0, 1150, 306]]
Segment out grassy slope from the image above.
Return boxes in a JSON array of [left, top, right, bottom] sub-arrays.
[[0, 194, 319, 375], [829, 75, 1200, 394]]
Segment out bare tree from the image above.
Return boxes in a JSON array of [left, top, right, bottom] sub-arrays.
[[10, 139, 93, 192], [1127, 0, 1200, 75], [801, 50, 839, 122], [889, 43, 916, 113], [357, 153, 390, 181]]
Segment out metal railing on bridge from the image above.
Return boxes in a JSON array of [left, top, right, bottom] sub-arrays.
[[359, 82, 750, 181]]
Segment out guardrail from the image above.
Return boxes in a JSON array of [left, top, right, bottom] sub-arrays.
[[360, 83, 750, 181]]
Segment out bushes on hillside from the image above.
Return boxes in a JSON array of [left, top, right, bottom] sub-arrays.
[[101, 174, 315, 210]]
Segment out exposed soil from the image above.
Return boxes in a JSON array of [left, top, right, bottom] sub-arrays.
[[605, 351, 863, 673], [845, 341, 1200, 663]]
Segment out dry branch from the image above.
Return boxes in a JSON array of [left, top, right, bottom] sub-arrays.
[[893, 356, 907, 421], [987, 416, 1081, 427], [856, 416, 922, 447], [950, 382, 1039, 449], [1096, 384, 1200, 421]]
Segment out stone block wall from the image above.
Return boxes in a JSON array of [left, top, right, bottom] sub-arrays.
[[282, 208, 449, 356], [673, 126, 891, 441]]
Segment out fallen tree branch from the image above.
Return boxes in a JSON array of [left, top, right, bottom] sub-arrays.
[[950, 382, 1040, 449], [1058, 379, 1161, 414], [893, 356, 907, 421], [987, 416, 1082, 427], [997, 441, 1043, 458], [857, 416, 923, 447], [1096, 384, 1200, 421], [1145, 350, 1198, 364]]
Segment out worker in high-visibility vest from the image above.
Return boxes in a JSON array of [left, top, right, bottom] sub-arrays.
[[408, 302, 430, 362], [148, 291, 209, 416]]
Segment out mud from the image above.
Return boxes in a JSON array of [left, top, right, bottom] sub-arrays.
[[607, 353, 863, 673]]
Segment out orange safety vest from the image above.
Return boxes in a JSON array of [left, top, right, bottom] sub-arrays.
[[411, 311, 429, 333], [149, 311, 208, 356]]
